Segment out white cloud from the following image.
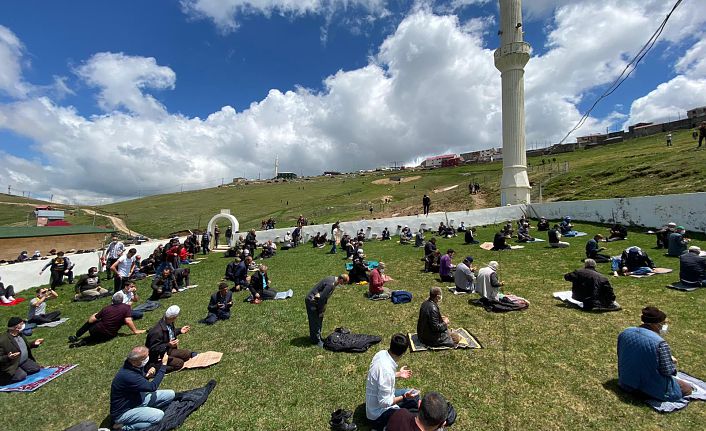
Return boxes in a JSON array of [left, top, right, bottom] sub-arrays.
[[180, 0, 388, 33], [76, 52, 176, 118], [0, 25, 30, 98], [1, 1, 706, 203]]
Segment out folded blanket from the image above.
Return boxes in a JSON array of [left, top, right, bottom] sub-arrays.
[[645, 372, 706, 413]]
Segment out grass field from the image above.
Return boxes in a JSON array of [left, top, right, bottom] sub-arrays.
[[95, 129, 705, 238], [1, 221, 704, 430]]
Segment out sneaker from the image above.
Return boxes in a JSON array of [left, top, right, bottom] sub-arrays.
[[68, 335, 78, 343]]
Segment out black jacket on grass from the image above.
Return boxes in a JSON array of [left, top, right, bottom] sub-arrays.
[[110, 361, 167, 421]]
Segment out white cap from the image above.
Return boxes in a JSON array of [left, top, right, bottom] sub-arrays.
[[165, 305, 181, 318], [688, 245, 701, 253], [488, 261, 499, 271]]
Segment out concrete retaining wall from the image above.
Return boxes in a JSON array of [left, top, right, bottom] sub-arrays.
[[3, 192, 703, 293]]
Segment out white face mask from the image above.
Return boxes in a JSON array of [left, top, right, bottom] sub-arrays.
[[438, 295, 443, 304], [17, 323, 25, 332], [659, 324, 669, 336], [140, 357, 149, 368]]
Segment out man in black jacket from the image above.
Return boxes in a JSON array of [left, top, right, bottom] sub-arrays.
[[225, 256, 251, 291], [146, 305, 194, 373], [249, 265, 279, 301], [0, 317, 44, 385], [417, 287, 454, 348], [564, 259, 619, 310], [203, 283, 234, 325], [679, 246, 706, 287], [305, 274, 349, 347]]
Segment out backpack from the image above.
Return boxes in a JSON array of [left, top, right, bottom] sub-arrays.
[[391, 290, 413, 304]]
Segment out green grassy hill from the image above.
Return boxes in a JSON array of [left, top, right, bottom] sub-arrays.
[[2, 130, 703, 237], [0, 221, 703, 430]]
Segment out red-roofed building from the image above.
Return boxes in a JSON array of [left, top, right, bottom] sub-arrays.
[[421, 154, 462, 168]]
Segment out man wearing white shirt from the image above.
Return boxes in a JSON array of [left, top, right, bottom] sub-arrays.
[[365, 333, 419, 430], [103, 235, 125, 280], [111, 248, 137, 293]]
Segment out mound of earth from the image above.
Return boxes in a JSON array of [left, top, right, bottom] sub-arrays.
[[372, 175, 421, 185]]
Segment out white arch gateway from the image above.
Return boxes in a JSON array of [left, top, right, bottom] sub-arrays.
[[207, 209, 239, 242]]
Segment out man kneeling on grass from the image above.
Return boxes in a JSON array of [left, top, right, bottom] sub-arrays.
[[564, 259, 619, 311], [417, 287, 457, 348], [146, 305, 195, 373], [203, 282, 234, 325], [617, 306, 693, 401], [111, 346, 174, 431]]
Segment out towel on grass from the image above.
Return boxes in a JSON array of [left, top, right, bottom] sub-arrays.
[[523, 238, 545, 243], [181, 352, 223, 370], [552, 291, 621, 312], [0, 297, 26, 307], [562, 231, 587, 237], [245, 289, 293, 302], [0, 364, 77, 392], [645, 372, 706, 413], [629, 268, 673, 278], [447, 286, 473, 295], [345, 260, 379, 271], [37, 317, 69, 328], [408, 328, 482, 352], [666, 282, 702, 292]]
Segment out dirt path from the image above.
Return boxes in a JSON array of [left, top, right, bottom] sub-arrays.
[[82, 209, 143, 237]]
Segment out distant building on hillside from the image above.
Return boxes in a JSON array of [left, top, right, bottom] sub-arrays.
[[460, 148, 502, 163], [687, 106, 706, 119], [35, 208, 65, 227], [276, 172, 297, 180], [323, 171, 342, 176], [421, 154, 461, 168]]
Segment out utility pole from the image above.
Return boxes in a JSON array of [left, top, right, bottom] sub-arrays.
[[7, 185, 10, 195]]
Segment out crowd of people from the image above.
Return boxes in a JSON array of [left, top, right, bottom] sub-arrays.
[[0, 211, 703, 431]]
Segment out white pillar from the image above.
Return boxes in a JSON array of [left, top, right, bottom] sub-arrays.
[[494, 0, 531, 205]]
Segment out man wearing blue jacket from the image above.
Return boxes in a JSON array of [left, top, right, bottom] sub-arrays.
[[110, 346, 174, 430]]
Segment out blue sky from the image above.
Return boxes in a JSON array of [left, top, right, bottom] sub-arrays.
[[0, 0, 704, 202]]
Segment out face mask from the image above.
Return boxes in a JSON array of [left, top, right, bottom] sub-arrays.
[[438, 295, 443, 303], [140, 357, 149, 368], [659, 324, 669, 336], [17, 323, 25, 332]]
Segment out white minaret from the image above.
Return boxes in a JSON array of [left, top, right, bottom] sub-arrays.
[[494, 0, 531, 205], [274, 155, 279, 178]]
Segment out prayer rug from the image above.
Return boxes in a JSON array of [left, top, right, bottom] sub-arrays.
[[409, 328, 481, 352], [552, 291, 621, 312], [274, 289, 294, 300], [37, 317, 69, 328], [0, 364, 77, 392], [181, 352, 223, 370], [523, 238, 545, 243], [562, 231, 587, 237], [480, 242, 523, 250], [447, 286, 473, 295], [629, 268, 673, 278], [666, 282, 701, 292], [645, 372, 706, 413], [0, 297, 26, 307]]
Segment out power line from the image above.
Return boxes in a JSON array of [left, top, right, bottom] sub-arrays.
[[557, 0, 684, 145]]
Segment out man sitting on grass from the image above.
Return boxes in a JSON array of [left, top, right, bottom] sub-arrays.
[[27, 288, 61, 325], [150, 267, 177, 300], [365, 334, 420, 430], [0, 277, 16, 304], [368, 262, 390, 299], [414, 229, 425, 247], [564, 259, 619, 311], [464, 227, 479, 244], [110, 346, 174, 431], [387, 392, 451, 431], [69, 292, 144, 347], [477, 261, 503, 301], [439, 249, 455, 282], [0, 317, 45, 385], [617, 306, 693, 401], [608, 224, 628, 241], [585, 234, 610, 263], [248, 265, 280, 302], [146, 305, 194, 373], [453, 256, 476, 294], [417, 287, 455, 348], [226, 256, 251, 292], [679, 246, 706, 287], [548, 224, 569, 248], [203, 282, 234, 325], [492, 230, 511, 251], [667, 227, 689, 257], [381, 227, 391, 241], [400, 226, 413, 244], [517, 222, 533, 243]]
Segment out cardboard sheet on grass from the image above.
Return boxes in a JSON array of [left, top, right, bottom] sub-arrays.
[[666, 282, 703, 292], [644, 372, 706, 413], [629, 268, 672, 278], [479, 242, 524, 251], [181, 351, 223, 370], [0, 364, 77, 392], [408, 328, 481, 352]]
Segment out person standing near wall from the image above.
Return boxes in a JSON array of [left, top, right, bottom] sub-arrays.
[[422, 194, 431, 216]]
